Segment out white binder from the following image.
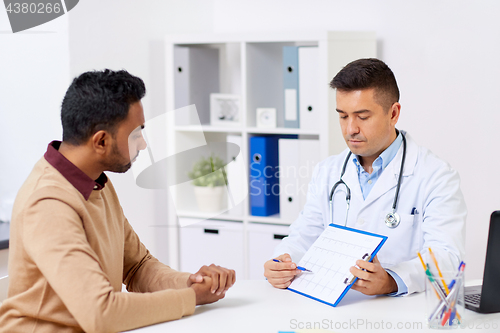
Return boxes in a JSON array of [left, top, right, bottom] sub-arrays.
[[283, 46, 300, 128], [279, 139, 320, 223], [226, 135, 247, 215], [299, 47, 320, 131], [298, 139, 321, 208], [173, 46, 219, 125], [173, 46, 190, 125], [279, 139, 301, 223]]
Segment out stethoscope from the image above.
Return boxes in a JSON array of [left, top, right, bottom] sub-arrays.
[[329, 132, 407, 228]]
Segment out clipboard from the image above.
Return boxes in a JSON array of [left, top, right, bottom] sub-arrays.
[[287, 224, 387, 307]]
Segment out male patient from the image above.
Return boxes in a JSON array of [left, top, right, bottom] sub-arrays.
[[0, 69, 235, 332]]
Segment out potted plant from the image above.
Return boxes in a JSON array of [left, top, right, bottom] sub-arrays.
[[188, 155, 228, 213]]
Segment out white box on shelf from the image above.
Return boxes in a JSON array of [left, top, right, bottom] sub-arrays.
[[247, 223, 290, 280], [210, 93, 241, 126], [256, 108, 277, 128]]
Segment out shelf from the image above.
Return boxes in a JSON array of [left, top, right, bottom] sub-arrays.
[[247, 214, 291, 226], [174, 125, 244, 133], [174, 125, 320, 136], [246, 127, 320, 136], [176, 210, 244, 222], [165, 31, 376, 45], [175, 210, 292, 226]]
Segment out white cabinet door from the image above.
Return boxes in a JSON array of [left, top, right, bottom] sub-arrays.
[[247, 223, 289, 280], [179, 219, 244, 278]]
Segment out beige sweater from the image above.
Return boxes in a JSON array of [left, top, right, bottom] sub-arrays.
[[0, 157, 196, 332]]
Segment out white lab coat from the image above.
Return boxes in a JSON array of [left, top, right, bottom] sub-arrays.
[[274, 132, 466, 295]]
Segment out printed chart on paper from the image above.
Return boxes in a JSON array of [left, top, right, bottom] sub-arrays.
[[288, 225, 386, 306]]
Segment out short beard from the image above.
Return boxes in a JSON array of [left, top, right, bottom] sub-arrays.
[[112, 161, 132, 174], [104, 142, 132, 173]]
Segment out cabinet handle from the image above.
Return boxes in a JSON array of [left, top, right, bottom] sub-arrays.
[[274, 234, 286, 240], [204, 229, 219, 234]]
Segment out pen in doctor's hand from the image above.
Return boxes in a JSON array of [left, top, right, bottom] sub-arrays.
[[273, 259, 313, 273]]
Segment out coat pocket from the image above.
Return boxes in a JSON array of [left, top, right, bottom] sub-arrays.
[[376, 212, 418, 266]]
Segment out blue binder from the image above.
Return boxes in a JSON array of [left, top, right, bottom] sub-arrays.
[[283, 46, 300, 128], [249, 136, 280, 216]]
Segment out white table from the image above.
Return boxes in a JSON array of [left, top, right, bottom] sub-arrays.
[[127, 280, 500, 332]]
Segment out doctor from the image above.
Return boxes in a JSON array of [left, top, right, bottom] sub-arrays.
[[264, 58, 466, 296]]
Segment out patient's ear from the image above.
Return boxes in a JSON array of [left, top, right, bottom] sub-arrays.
[[91, 130, 111, 156]]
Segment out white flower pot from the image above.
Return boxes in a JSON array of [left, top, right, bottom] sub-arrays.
[[193, 186, 226, 213]]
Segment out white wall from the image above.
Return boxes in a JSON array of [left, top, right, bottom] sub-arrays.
[[0, 11, 69, 222], [2, 0, 498, 279]]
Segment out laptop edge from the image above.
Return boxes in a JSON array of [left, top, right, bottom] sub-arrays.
[[464, 210, 500, 313]]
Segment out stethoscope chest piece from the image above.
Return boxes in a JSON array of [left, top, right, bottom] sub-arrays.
[[384, 212, 401, 228]]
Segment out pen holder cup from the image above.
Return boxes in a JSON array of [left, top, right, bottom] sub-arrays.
[[425, 271, 464, 329]]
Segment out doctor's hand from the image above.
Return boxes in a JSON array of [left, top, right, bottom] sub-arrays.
[[349, 255, 398, 296], [264, 253, 301, 288], [188, 264, 236, 296]]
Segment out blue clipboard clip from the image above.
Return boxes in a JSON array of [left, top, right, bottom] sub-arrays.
[[344, 253, 371, 285]]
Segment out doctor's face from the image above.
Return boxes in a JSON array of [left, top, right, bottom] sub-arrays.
[[336, 88, 400, 164]]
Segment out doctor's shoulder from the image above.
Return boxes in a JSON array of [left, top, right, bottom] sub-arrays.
[[413, 145, 461, 182]]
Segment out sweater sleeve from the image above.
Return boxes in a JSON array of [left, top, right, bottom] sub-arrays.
[[22, 195, 196, 333], [122, 218, 192, 292]]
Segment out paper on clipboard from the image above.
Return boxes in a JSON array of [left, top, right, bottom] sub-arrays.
[[288, 224, 387, 307]]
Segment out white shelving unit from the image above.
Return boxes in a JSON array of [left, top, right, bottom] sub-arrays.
[[165, 31, 376, 278]]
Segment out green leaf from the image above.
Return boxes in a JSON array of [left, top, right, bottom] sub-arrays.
[[188, 154, 228, 187]]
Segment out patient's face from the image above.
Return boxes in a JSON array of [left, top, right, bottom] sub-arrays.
[[105, 101, 147, 173]]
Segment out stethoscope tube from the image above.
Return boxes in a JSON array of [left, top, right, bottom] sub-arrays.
[[329, 151, 352, 227], [385, 133, 406, 228], [329, 132, 407, 228]]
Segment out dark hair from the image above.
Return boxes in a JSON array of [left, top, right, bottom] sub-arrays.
[[61, 69, 146, 145], [330, 58, 399, 111]]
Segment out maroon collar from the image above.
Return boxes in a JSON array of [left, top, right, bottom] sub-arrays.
[[44, 141, 107, 200]]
